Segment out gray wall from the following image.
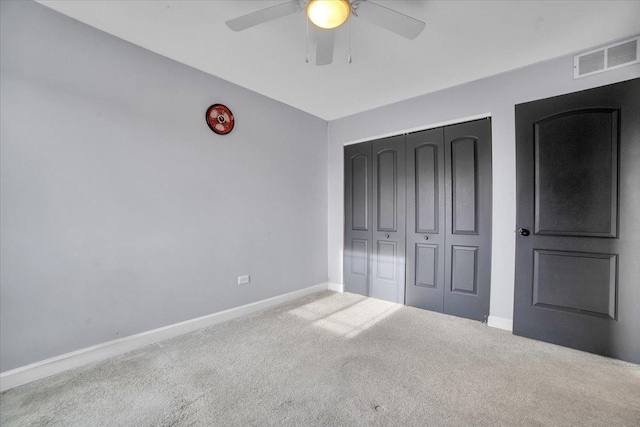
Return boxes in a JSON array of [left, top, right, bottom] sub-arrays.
[[0, 0, 328, 372], [327, 38, 640, 326]]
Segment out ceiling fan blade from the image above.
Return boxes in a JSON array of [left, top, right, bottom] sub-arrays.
[[315, 29, 335, 66], [355, 1, 426, 40], [226, 1, 300, 32]]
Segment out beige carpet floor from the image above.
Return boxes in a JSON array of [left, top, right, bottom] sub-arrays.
[[1, 290, 639, 426]]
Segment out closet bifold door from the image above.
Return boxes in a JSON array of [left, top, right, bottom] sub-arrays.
[[371, 136, 406, 304], [405, 128, 446, 312], [344, 142, 373, 296], [443, 119, 492, 321]]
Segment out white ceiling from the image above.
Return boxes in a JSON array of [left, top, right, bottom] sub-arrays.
[[36, 1, 640, 120]]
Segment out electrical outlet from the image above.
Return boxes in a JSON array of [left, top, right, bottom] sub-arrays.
[[237, 275, 250, 285]]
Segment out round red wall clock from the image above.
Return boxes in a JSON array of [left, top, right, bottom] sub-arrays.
[[206, 104, 234, 135]]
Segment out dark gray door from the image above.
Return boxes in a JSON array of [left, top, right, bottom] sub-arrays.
[[405, 128, 446, 311], [344, 142, 373, 297], [371, 136, 406, 303], [514, 79, 640, 364], [443, 119, 492, 322]]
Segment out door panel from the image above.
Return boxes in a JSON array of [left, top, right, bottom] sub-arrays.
[[451, 246, 478, 294], [444, 119, 492, 321], [532, 250, 617, 319], [406, 128, 446, 311], [376, 150, 398, 231], [514, 78, 640, 364], [344, 142, 373, 297], [376, 241, 397, 281], [350, 239, 368, 276], [534, 109, 618, 237], [350, 155, 370, 231], [415, 144, 439, 233], [371, 136, 406, 303], [415, 244, 437, 288], [451, 137, 478, 234]]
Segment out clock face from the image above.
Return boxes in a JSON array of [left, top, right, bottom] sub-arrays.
[[206, 104, 234, 135]]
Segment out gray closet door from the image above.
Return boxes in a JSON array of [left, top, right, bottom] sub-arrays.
[[371, 136, 406, 303], [443, 119, 492, 322], [405, 128, 446, 311], [344, 142, 373, 297], [514, 79, 640, 364]]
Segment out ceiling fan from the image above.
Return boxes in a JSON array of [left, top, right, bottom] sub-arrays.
[[226, 0, 426, 66]]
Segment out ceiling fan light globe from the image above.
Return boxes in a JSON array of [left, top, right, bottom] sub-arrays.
[[307, 0, 350, 29]]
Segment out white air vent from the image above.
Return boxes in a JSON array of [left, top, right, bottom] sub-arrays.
[[574, 36, 639, 79]]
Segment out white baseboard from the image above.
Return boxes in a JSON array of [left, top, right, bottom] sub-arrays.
[[487, 315, 513, 332], [0, 282, 328, 392], [328, 282, 344, 292]]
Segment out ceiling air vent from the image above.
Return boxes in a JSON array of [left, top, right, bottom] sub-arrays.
[[574, 36, 639, 79]]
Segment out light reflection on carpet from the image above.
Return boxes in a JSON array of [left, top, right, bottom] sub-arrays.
[[287, 294, 401, 338]]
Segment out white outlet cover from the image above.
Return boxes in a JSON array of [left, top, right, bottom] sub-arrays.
[[237, 275, 250, 285]]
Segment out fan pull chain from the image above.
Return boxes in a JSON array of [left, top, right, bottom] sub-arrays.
[[348, 17, 352, 64], [305, 15, 310, 64]]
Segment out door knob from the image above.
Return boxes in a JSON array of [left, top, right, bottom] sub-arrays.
[[424, 236, 429, 240], [385, 233, 390, 239], [518, 228, 530, 236]]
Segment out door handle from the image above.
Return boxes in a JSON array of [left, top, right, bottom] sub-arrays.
[[385, 233, 390, 239], [518, 228, 530, 236], [424, 236, 429, 240]]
